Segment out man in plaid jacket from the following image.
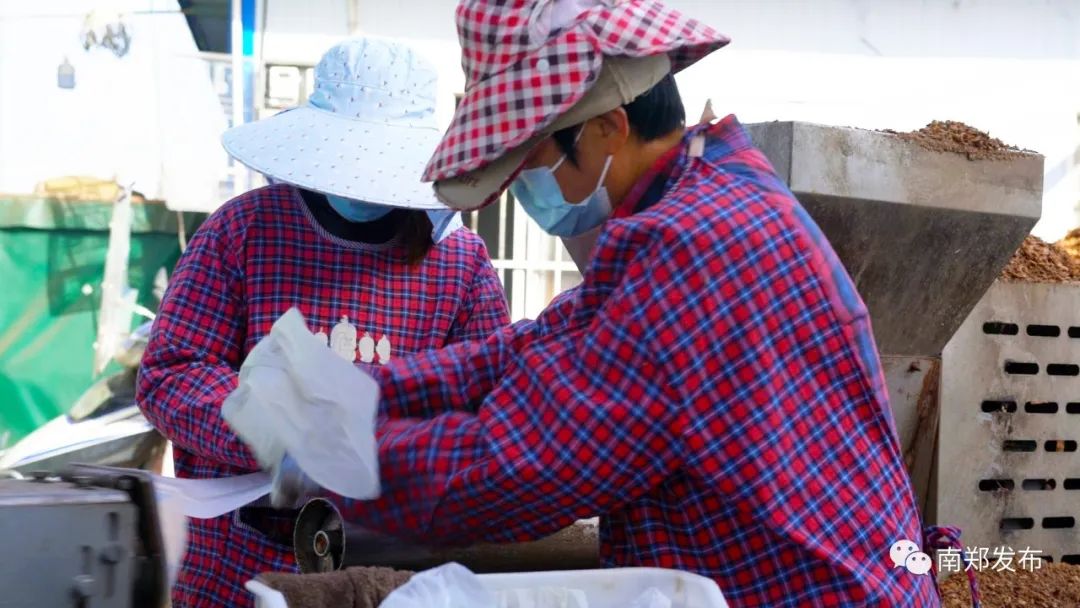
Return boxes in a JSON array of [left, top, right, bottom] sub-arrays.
[[250, 1, 941, 605]]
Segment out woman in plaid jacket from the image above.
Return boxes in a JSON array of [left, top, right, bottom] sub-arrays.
[[136, 38, 510, 607]]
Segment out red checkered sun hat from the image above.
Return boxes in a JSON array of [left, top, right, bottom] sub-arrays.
[[424, 0, 729, 210]]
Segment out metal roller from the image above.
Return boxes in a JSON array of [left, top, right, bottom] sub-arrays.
[[293, 498, 601, 574]]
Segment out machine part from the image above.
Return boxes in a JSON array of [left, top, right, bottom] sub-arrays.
[[0, 465, 166, 608], [0, 405, 162, 475], [881, 356, 940, 516], [910, 362, 941, 519], [2, 319, 161, 476], [745, 121, 1043, 356], [939, 282, 1080, 562], [68, 368, 138, 422], [294, 498, 601, 574], [63, 465, 171, 607], [294, 499, 339, 573]]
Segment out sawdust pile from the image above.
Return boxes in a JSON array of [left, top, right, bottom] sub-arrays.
[[999, 236, 1080, 283], [1056, 228, 1080, 260], [887, 121, 1028, 160], [259, 566, 413, 608], [939, 563, 1080, 607]]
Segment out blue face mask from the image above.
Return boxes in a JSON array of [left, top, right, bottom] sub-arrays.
[[327, 194, 462, 243], [509, 133, 614, 238], [325, 195, 393, 223], [427, 210, 463, 243]]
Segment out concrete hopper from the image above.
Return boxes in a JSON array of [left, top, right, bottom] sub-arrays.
[[745, 121, 1043, 357]]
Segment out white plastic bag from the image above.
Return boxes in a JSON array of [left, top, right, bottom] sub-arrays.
[[222, 328, 292, 468], [378, 563, 496, 608], [153, 471, 272, 519], [223, 308, 381, 499]]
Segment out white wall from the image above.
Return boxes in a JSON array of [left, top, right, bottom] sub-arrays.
[[262, 0, 466, 129], [676, 51, 1079, 239], [262, 0, 1080, 239], [6, 1, 1070, 223], [262, 0, 352, 65], [665, 0, 1079, 60], [667, 0, 1080, 240], [0, 0, 227, 211]]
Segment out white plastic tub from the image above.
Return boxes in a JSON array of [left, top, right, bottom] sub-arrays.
[[247, 567, 729, 608], [478, 568, 729, 607]]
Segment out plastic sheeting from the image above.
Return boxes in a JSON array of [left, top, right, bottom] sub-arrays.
[[0, 196, 197, 448]]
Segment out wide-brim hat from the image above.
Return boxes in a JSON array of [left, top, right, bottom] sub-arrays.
[[223, 37, 447, 210], [424, 0, 730, 210]]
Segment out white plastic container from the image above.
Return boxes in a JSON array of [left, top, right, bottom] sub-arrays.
[[247, 567, 729, 608], [478, 568, 728, 607], [246, 580, 288, 608]]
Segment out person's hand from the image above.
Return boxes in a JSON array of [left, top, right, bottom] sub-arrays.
[[270, 453, 323, 509], [225, 309, 382, 502]]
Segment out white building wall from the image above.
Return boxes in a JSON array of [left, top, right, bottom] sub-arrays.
[[262, 0, 352, 66], [667, 0, 1080, 241], [0, 0, 228, 211]]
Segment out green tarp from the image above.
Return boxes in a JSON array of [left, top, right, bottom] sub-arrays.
[[0, 196, 202, 448]]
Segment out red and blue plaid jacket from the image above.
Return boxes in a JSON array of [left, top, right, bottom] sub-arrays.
[[137, 184, 510, 607], [333, 117, 939, 606]]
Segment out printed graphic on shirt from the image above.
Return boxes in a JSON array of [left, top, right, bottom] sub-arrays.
[[376, 334, 391, 363], [329, 316, 358, 362], [312, 316, 392, 364], [358, 332, 375, 363]]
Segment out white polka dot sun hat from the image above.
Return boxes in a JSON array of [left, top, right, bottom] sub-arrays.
[[222, 37, 447, 210]]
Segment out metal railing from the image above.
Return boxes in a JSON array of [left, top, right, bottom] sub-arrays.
[[465, 193, 581, 321]]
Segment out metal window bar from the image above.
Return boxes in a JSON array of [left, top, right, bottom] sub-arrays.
[[466, 190, 579, 321]]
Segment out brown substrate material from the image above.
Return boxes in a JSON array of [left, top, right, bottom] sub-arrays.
[[258, 566, 413, 608], [939, 563, 1080, 607], [999, 235, 1080, 283], [886, 120, 1030, 160], [1056, 227, 1080, 261]]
